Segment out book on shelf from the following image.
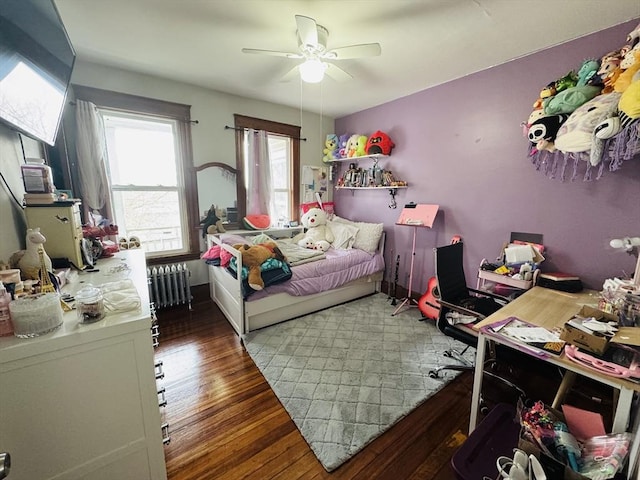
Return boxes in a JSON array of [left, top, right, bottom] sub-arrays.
[[481, 316, 566, 357], [539, 272, 580, 281]]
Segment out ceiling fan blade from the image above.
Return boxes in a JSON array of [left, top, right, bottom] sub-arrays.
[[325, 43, 381, 60], [279, 65, 300, 83], [295, 15, 318, 48], [242, 48, 302, 59], [325, 63, 352, 82]]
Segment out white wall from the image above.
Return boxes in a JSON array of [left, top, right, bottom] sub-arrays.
[[1, 61, 334, 284], [0, 128, 45, 265]]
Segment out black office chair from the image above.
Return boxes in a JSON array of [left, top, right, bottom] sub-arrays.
[[426, 241, 524, 399]]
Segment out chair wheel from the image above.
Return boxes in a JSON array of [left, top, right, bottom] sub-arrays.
[[428, 370, 439, 379], [443, 351, 452, 358]]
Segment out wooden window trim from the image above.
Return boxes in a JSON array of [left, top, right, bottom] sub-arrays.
[[72, 85, 199, 263], [233, 114, 300, 223]]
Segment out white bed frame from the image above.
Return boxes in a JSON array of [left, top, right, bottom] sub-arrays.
[[207, 231, 385, 336]]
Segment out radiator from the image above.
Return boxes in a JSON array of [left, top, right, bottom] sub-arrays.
[[147, 263, 192, 310]]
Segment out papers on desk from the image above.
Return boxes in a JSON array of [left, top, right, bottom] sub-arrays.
[[483, 316, 566, 357]]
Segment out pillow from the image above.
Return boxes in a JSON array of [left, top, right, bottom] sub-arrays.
[[327, 221, 359, 250], [332, 216, 383, 254]]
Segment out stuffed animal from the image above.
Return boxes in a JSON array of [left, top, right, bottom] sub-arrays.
[[233, 242, 285, 290], [355, 135, 368, 157], [366, 131, 395, 155], [576, 58, 601, 87], [337, 133, 350, 158], [322, 134, 339, 163], [345, 134, 361, 158], [294, 207, 334, 252], [527, 114, 569, 153], [200, 205, 226, 238]]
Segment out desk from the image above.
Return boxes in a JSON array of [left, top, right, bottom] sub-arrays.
[[470, 287, 640, 479]]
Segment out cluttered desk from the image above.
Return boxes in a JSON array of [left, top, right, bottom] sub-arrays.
[[470, 286, 640, 479]]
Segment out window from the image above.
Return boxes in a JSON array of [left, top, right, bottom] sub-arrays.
[[234, 114, 300, 225], [72, 85, 198, 262], [102, 112, 187, 255]]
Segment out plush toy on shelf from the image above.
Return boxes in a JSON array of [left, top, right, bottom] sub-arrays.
[[355, 135, 368, 157], [366, 130, 395, 155], [322, 134, 339, 163], [293, 207, 334, 252], [345, 134, 361, 158], [337, 133, 351, 158]]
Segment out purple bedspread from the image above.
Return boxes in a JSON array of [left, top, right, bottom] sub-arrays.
[[248, 247, 385, 301]]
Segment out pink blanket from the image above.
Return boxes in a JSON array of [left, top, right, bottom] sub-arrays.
[[247, 247, 385, 301]]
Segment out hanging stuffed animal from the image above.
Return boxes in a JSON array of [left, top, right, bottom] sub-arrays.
[[554, 92, 621, 166], [527, 114, 569, 153]]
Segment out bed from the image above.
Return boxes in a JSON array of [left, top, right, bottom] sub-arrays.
[[205, 220, 385, 335]]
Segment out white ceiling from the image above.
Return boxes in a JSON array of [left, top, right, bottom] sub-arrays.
[[53, 0, 640, 118]]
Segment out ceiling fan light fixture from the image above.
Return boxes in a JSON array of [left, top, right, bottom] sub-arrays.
[[299, 59, 326, 83]]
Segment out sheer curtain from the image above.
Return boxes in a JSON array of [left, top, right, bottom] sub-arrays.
[[245, 129, 274, 219], [75, 100, 112, 224]]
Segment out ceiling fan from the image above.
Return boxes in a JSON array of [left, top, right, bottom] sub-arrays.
[[241, 15, 381, 83]]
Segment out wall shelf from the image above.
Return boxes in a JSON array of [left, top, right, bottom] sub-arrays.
[[335, 185, 408, 209], [335, 186, 407, 190], [328, 154, 389, 164]]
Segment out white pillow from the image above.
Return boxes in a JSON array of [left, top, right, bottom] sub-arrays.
[[332, 216, 383, 254], [328, 221, 359, 250]]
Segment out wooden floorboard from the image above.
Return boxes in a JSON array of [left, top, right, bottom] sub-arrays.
[[157, 285, 613, 480]]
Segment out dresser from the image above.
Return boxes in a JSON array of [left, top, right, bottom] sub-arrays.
[[0, 251, 167, 480], [25, 202, 85, 269]]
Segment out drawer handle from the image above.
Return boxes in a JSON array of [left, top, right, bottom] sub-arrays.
[[157, 387, 167, 407], [154, 360, 164, 380], [161, 423, 171, 444]]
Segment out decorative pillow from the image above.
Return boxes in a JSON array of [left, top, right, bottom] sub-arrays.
[[332, 216, 383, 254], [327, 221, 359, 250]]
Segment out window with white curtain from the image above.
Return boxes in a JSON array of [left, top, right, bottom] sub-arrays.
[[234, 114, 300, 225], [72, 85, 198, 262]]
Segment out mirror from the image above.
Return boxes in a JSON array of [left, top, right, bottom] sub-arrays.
[[195, 162, 238, 231]]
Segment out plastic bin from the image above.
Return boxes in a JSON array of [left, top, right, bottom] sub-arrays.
[[451, 403, 520, 480]]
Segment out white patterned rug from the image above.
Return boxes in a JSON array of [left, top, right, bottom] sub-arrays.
[[242, 293, 471, 471]]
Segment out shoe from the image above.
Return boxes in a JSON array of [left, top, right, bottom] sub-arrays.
[[128, 236, 141, 249], [446, 311, 477, 325], [496, 449, 529, 480], [118, 237, 130, 250]]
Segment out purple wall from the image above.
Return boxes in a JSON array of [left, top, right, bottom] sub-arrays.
[[335, 19, 640, 293]]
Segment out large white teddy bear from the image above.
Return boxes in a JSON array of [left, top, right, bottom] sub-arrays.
[[295, 208, 334, 252]]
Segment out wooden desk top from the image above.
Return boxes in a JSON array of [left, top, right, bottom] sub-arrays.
[[474, 286, 640, 392], [474, 286, 600, 332]]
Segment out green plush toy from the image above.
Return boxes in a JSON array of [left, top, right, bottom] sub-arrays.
[[355, 135, 368, 157], [322, 134, 339, 163]]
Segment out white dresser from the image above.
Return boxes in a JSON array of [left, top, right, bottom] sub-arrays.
[[0, 251, 167, 480]]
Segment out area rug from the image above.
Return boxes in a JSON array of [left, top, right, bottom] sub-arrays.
[[242, 292, 471, 471]]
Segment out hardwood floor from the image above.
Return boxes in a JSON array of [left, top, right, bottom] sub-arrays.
[[156, 285, 472, 480], [156, 286, 614, 480]]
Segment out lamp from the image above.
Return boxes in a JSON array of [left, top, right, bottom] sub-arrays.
[[610, 237, 640, 288], [299, 59, 326, 83]]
